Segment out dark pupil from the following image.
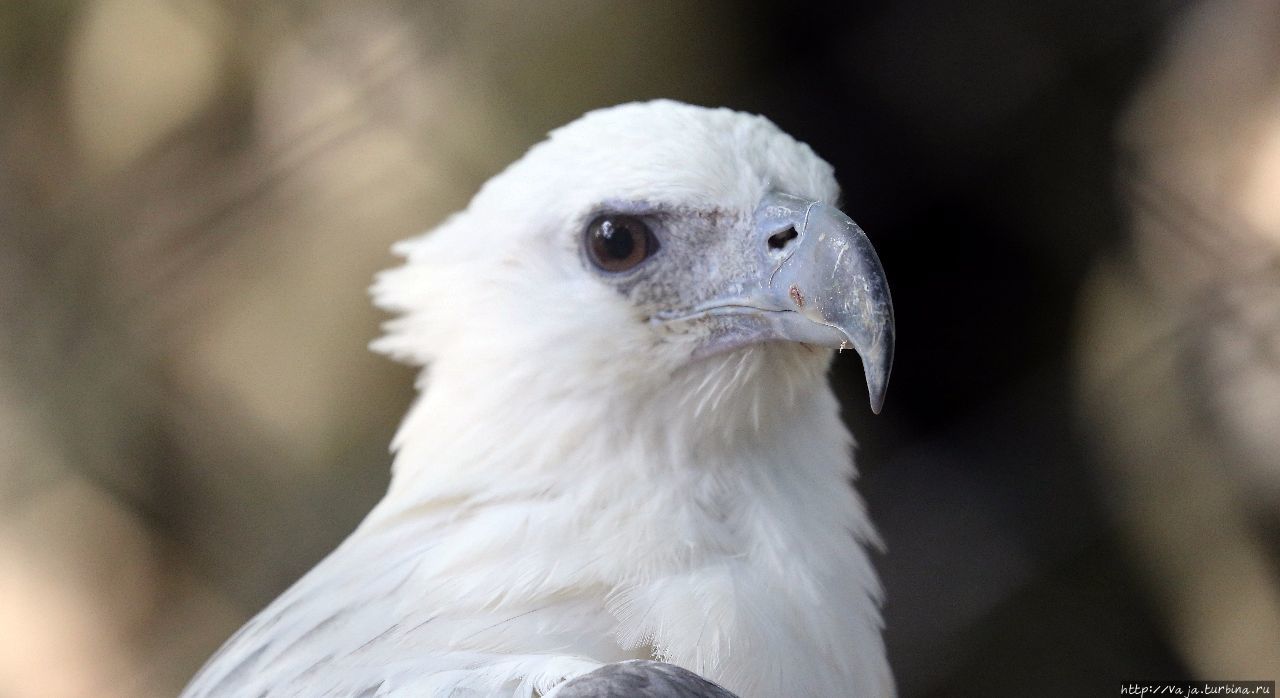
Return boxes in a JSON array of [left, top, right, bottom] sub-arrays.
[[599, 220, 635, 260]]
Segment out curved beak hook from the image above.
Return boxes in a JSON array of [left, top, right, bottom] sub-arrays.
[[758, 193, 896, 413]]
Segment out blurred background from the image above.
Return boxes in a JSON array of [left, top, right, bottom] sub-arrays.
[[1, 0, 1278, 695]]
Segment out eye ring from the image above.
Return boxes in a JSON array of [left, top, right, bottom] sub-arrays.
[[584, 214, 659, 273]]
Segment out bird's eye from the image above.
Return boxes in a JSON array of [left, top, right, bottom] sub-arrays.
[[585, 215, 658, 272]]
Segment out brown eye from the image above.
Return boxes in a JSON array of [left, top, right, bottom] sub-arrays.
[[585, 215, 658, 272]]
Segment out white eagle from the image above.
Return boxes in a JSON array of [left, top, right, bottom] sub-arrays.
[[182, 100, 896, 698]]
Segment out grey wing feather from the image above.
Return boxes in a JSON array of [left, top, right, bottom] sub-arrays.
[[554, 661, 739, 698]]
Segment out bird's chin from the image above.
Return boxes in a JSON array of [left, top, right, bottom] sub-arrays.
[[689, 334, 824, 364], [657, 310, 836, 365]]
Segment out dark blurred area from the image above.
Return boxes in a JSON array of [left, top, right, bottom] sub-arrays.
[[2, 1, 1278, 696]]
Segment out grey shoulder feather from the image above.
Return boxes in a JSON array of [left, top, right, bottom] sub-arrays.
[[553, 661, 739, 698]]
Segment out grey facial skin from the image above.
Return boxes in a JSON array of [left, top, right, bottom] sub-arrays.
[[588, 192, 896, 413]]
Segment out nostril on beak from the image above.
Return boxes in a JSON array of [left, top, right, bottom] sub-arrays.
[[768, 227, 798, 251]]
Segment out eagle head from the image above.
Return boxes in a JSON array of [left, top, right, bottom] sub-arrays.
[[372, 101, 893, 446]]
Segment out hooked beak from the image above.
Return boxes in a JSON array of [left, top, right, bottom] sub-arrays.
[[660, 192, 895, 413]]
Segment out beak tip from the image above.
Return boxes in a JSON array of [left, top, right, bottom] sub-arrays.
[[867, 379, 887, 415], [860, 351, 892, 416]]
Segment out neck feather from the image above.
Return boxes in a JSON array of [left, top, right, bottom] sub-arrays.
[[358, 345, 892, 697]]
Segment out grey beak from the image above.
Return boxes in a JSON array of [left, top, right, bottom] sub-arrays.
[[756, 192, 895, 413]]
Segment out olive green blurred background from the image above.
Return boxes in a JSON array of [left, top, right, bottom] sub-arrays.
[[1, 1, 1277, 696]]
